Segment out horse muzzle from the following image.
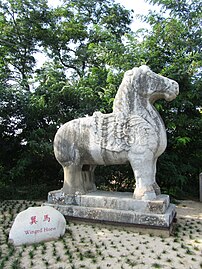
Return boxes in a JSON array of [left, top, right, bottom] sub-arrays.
[[165, 80, 179, 101]]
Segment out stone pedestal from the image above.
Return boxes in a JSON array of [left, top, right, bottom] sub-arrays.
[[44, 190, 176, 234]]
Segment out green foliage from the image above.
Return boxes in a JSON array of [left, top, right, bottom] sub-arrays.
[[41, 0, 132, 77], [0, 0, 51, 89], [0, 0, 201, 199], [143, 0, 202, 196], [96, 164, 135, 192], [0, 0, 133, 199]]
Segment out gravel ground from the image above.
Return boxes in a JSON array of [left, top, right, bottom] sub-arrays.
[[0, 199, 201, 269]]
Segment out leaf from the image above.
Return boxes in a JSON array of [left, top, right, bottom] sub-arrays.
[[176, 136, 191, 146]]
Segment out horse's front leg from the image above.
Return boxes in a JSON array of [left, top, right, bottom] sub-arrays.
[[129, 150, 157, 200], [152, 158, 161, 196]]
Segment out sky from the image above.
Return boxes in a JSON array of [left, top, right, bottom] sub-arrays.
[[114, 0, 159, 31]]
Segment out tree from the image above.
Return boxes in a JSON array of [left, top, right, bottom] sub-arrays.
[[40, 0, 132, 77], [1, 0, 200, 199], [138, 0, 202, 196], [0, 0, 135, 199], [0, 0, 51, 90]]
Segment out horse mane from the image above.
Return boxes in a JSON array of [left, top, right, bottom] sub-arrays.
[[112, 76, 130, 115], [113, 66, 149, 115], [113, 68, 137, 115]]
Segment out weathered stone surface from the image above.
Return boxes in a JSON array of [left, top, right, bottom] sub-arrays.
[[48, 190, 170, 214], [45, 191, 175, 228], [45, 203, 175, 228], [9, 206, 66, 246], [53, 65, 179, 200]]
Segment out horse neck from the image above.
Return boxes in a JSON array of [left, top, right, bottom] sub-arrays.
[[134, 95, 166, 131], [113, 92, 165, 130]]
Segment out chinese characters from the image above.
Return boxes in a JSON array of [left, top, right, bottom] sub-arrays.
[[30, 214, 51, 225]]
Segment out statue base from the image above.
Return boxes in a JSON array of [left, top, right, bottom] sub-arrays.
[[44, 190, 176, 235]]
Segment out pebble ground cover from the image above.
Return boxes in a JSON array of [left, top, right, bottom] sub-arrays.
[[0, 200, 201, 269]]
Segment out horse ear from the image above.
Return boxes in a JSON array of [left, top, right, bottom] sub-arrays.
[[139, 65, 150, 72], [132, 67, 139, 73], [131, 67, 139, 78], [124, 70, 134, 76]]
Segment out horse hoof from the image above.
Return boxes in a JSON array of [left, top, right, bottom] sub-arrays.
[[133, 190, 156, 200], [142, 191, 156, 200]]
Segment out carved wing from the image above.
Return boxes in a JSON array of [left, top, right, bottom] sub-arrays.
[[93, 112, 149, 152]]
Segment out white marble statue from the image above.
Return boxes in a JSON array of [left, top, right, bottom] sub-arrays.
[[54, 65, 179, 200]]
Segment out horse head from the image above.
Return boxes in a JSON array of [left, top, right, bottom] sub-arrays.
[[113, 65, 179, 114], [131, 65, 179, 103]]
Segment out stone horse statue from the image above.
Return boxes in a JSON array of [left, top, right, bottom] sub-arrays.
[[54, 65, 179, 200]]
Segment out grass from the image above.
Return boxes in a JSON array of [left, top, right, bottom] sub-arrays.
[[152, 263, 162, 268], [0, 200, 201, 268]]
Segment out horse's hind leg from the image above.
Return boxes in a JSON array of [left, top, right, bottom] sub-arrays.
[[62, 164, 86, 195], [82, 165, 97, 192]]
